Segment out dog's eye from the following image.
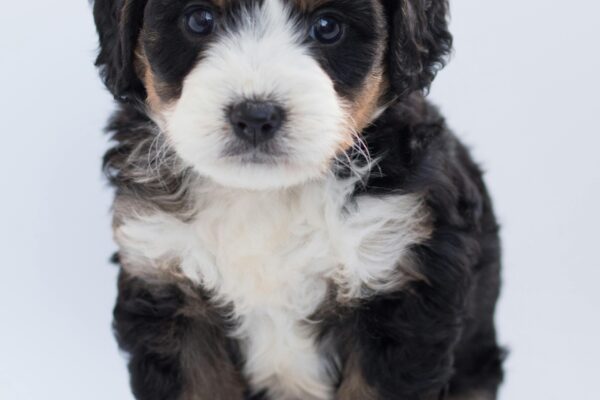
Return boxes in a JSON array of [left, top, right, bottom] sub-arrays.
[[310, 15, 344, 44], [185, 8, 215, 35]]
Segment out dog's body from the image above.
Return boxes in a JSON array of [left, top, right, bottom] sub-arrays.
[[94, 1, 504, 399]]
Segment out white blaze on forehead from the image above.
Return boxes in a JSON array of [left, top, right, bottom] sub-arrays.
[[163, 0, 348, 190]]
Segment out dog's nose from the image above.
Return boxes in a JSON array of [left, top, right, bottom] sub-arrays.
[[229, 101, 283, 146]]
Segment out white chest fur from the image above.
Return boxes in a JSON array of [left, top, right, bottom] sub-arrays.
[[115, 176, 430, 400]]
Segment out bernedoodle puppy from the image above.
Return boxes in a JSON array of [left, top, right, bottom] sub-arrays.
[[92, 0, 505, 399]]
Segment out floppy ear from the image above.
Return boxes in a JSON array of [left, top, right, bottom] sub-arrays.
[[93, 0, 147, 102], [385, 0, 452, 97]]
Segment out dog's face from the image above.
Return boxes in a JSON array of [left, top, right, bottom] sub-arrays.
[[142, 0, 386, 189], [94, 0, 451, 189]]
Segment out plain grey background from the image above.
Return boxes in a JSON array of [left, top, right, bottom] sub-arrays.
[[1, 1, 599, 399]]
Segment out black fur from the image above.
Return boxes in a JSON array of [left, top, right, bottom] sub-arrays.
[[383, 0, 453, 97], [107, 97, 504, 400], [114, 272, 252, 399], [93, 0, 148, 102], [113, 273, 186, 400], [329, 97, 505, 398], [94, 1, 504, 399]]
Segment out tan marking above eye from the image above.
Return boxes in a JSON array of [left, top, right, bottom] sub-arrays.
[[211, 0, 229, 10], [294, 0, 330, 12]]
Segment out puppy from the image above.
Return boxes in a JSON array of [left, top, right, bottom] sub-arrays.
[[93, 1, 504, 399]]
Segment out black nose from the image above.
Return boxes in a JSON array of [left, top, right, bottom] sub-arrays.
[[229, 101, 284, 146]]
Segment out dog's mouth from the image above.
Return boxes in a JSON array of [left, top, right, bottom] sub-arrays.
[[222, 153, 283, 168], [221, 136, 288, 164]]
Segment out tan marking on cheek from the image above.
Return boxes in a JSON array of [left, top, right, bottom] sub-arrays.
[[351, 69, 387, 132], [134, 45, 171, 114], [335, 69, 387, 154], [143, 63, 165, 112], [333, 0, 387, 155]]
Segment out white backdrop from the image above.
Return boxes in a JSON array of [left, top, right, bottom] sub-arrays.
[[1, 1, 599, 399]]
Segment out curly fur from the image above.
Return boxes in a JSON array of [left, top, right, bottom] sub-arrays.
[[93, 1, 504, 399]]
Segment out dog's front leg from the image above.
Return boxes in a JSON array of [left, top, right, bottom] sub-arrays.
[[335, 294, 462, 400], [113, 270, 247, 400], [334, 295, 461, 400], [334, 232, 474, 400]]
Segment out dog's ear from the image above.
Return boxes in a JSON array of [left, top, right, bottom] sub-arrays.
[[385, 0, 452, 97], [93, 0, 147, 103]]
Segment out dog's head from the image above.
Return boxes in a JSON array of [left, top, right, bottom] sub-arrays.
[[94, 0, 451, 189]]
